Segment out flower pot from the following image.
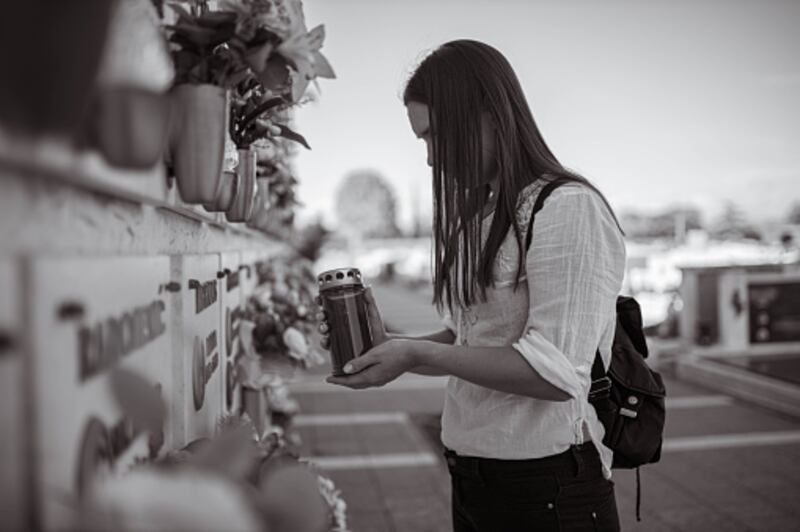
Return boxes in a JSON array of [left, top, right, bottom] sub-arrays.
[[203, 171, 238, 212], [253, 138, 278, 164], [171, 84, 228, 204], [81, 0, 173, 168], [242, 387, 269, 436], [246, 178, 272, 230], [86, 86, 172, 169], [225, 148, 258, 223], [0, 0, 113, 139]]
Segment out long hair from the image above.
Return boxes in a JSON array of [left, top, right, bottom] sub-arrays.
[[403, 39, 621, 313]]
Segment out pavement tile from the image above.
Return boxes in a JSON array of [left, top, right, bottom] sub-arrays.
[[663, 402, 800, 437], [346, 510, 396, 532], [305, 426, 366, 456], [712, 506, 800, 532], [658, 376, 719, 398], [293, 387, 447, 415], [357, 423, 421, 455], [331, 480, 386, 512], [615, 497, 680, 532], [384, 493, 451, 532], [653, 506, 751, 532], [372, 466, 444, 496]]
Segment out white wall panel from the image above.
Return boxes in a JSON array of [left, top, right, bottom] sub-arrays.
[[29, 256, 173, 529], [0, 260, 27, 532], [179, 254, 223, 442]]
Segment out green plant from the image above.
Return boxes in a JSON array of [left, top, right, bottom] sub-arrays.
[[167, 4, 248, 86], [229, 76, 311, 149]]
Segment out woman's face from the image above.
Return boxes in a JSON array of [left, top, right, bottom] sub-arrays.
[[406, 101, 434, 167], [406, 101, 497, 181]]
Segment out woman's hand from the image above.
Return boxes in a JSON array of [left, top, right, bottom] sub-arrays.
[[315, 286, 390, 350], [326, 338, 421, 389]]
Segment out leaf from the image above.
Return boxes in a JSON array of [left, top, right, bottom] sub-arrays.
[[108, 369, 166, 440], [195, 11, 238, 29], [306, 25, 326, 51], [240, 97, 286, 129], [167, 2, 193, 22], [187, 423, 261, 482], [255, 462, 329, 532], [277, 124, 311, 150], [224, 67, 253, 89], [173, 49, 201, 73], [312, 51, 336, 79], [243, 41, 275, 73], [257, 54, 291, 94]]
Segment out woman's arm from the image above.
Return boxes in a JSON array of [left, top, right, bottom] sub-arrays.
[[393, 328, 455, 376], [327, 337, 570, 399], [413, 341, 572, 400]]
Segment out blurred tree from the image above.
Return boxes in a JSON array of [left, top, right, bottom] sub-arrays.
[[713, 202, 761, 240], [787, 202, 800, 225], [335, 170, 401, 238], [620, 207, 703, 239], [292, 219, 330, 262]]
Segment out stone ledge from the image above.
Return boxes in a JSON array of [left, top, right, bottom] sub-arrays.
[[675, 356, 800, 419]]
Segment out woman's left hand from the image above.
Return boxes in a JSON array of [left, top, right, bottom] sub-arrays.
[[326, 339, 420, 389]]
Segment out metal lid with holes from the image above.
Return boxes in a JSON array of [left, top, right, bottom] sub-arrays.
[[317, 267, 365, 291]]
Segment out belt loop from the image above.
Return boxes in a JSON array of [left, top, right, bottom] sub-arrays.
[[571, 445, 584, 477]]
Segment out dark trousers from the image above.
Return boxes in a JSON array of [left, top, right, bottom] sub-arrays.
[[445, 442, 620, 532]]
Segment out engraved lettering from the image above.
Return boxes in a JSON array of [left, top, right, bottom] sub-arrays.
[[194, 280, 218, 314], [78, 300, 166, 382], [204, 352, 219, 386], [206, 330, 218, 356], [227, 270, 240, 292]]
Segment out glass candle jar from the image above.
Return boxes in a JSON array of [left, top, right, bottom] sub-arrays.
[[317, 268, 373, 376]]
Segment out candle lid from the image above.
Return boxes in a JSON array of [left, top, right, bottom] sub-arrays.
[[317, 267, 365, 290]]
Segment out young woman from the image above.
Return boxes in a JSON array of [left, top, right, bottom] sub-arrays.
[[318, 40, 626, 531]]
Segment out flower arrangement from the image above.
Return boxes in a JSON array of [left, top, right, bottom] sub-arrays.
[[166, 0, 334, 102], [165, 5, 245, 87], [237, 255, 323, 388], [161, 0, 332, 207]]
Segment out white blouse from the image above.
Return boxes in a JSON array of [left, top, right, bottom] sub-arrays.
[[439, 181, 626, 478]]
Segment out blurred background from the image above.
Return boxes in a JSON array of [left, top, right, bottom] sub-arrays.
[[288, 2, 800, 530], [292, 0, 800, 334], [2, 1, 799, 531]]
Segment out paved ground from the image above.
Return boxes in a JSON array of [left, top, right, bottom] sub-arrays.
[[289, 283, 800, 531]]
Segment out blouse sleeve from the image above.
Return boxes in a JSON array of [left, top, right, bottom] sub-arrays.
[[512, 185, 625, 398]]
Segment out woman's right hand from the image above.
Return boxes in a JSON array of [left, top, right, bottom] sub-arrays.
[[315, 287, 390, 351]]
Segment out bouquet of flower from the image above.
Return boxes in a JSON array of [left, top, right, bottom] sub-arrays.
[[220, 0, 335, 103], [236, 255, 323, 389]]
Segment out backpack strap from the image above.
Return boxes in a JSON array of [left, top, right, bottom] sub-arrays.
[[524, 178, 569, 252], [524, 178, 608, 380]]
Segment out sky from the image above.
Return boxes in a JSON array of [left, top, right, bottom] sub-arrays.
[[292, 0, 800, 232]]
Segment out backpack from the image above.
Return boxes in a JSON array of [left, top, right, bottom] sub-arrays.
[[524, 179, 667, 520]]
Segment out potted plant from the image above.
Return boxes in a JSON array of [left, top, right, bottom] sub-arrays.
[[165, 5, 248, 203], [82, 0, 174, 170]]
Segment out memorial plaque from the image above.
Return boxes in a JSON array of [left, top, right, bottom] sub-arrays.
[[748, 280, 800, 344], [0, 260, 26, 532], [180, 254, 223, 441], [219, 252, 243, 415], [29, 256, 173, 529]]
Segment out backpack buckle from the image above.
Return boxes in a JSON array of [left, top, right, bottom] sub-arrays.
[[588, 376, 612, 401]]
